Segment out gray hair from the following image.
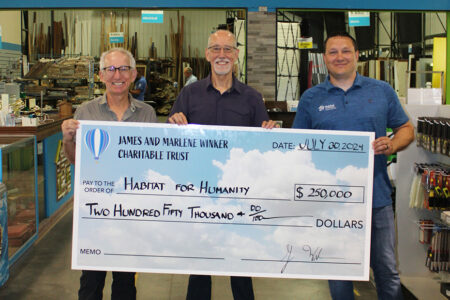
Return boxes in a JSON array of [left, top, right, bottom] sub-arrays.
[[99, 48, 136, 70], [207, 30, 237, 48], [184, 67, 193, 74]]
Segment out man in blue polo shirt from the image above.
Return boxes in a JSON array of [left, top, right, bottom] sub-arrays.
[[293, 32, 414, 300], [168, 29, 276, 300]]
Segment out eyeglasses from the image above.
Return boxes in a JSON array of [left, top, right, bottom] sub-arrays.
[[207, 46, 236, 54], [102, 65, 133, 75]]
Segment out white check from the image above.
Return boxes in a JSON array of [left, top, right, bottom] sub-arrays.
[[72, 121, 374, 280]]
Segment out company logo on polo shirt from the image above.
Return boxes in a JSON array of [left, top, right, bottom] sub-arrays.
[[318, 104, 337, 112]]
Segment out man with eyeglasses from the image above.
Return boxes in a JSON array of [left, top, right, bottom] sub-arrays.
[[61, 48, 156, 300], [168, 30, 276, 300]]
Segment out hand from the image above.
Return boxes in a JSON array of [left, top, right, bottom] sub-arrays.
[[61, 119, 80, 143], [261, 120, 280, 129], [372, 136, 394, 155], [168, 112, 188, 125]]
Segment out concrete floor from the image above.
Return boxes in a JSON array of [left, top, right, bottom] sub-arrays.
[[0, 209, 379, 300]]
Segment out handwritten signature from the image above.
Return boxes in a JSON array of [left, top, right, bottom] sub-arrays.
[[280, 244, 324, 273], [281, 244, 294, 273], [302, 245, 323, 262]]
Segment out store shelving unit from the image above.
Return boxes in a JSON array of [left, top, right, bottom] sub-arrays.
[[396, 104, 450, 299], [23, 56, 95, 108]]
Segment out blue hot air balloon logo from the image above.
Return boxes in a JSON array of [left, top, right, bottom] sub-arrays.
[[85, 128, 110, 160]]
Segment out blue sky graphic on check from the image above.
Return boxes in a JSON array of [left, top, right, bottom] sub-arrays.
[[79, 123, 370, 188], [73, 121, 373, 279]]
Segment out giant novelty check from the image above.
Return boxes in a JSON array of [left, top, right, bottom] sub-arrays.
[[72, 121, 374, 281]]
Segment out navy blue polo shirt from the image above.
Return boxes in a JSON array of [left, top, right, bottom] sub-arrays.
[[293, 73, 409, 208], [169, 74, 269, 127]]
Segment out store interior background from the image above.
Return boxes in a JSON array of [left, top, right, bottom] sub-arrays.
[[0, 1, 450, 299], [1, 9, 449, 115]]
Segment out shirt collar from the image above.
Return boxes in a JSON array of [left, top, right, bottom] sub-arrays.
[[206, 73, 242, 94], [324, 72, 363, 92], [100, 93, 136, 112], [99, 93, 108, 105], [353, 73, 363, 88]]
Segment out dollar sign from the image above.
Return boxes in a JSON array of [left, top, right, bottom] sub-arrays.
[[296, 186, 303, 199]]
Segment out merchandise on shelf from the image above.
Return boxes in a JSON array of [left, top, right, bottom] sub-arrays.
[[425, 225, 449, 273], [409, 163, 450, 210], [417, 116, 450, 156]]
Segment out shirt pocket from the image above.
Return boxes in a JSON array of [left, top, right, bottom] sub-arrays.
[[221, 106, 251, 126]]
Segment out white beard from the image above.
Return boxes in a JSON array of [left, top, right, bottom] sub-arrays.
[[212, 58, 232, 75]]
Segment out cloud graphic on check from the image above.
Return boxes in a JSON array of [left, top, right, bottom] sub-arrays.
[[77, 147, 369, 276], [212, 148, 369, 270], [213, 148, 336, 198]]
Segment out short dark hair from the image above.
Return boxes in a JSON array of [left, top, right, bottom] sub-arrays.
[[324, 32, 358, 52]]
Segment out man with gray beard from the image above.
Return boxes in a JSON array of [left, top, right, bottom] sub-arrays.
[[168, 30, 277, 300]]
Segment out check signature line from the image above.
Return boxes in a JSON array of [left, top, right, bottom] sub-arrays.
[[241, 258, 360, 265], [104, 253, 224, 260]]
